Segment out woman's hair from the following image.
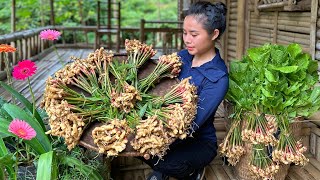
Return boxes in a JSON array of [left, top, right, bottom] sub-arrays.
[[186, 1, 227, 39]]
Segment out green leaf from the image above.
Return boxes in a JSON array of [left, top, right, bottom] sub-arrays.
[[0, 81, 46, 131], [138, 103, 148, 118], [0, 154, 15, 167], [270, 66, 299, 73], [3, 104, 52, 154], [261, 87, 273, 98], [0, 138, 8, 157], [0, 138, 15, 180], [310, 87, 320, 103], [0, 119, 11, 138], [264, 69, 276, 82], [61, 156, 103, 180], [36, 151, 58, 180], [287, 43, 302, 58]]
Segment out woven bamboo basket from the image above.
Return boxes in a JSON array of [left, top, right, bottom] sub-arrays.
[[234, 116, 303, 180]]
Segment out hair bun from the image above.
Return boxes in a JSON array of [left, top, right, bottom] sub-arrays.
[[214, 2, 227, 16]]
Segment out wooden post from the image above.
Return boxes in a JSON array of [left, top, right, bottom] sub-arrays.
[[140, 19, 145, 42], [11, 0, 16, 32], [310, 0, 318, 59], [108, 0, 111, 48], [236, 0, 246, 59], [50, 0, 55, 26], [97, 1, 101, 29], [116, 2, 121, 52]]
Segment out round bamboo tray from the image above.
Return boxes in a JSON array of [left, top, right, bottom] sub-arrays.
[[79, 54, 180, 156]]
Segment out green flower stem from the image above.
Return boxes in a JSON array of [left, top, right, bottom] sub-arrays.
[[27, 77, 36, 117], [103, 60, 112, 96], [53, 45, 64, 66]]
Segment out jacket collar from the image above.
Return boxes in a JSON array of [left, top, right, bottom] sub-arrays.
[[179, 48, 228, 82]]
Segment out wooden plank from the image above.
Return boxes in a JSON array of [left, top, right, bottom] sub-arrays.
[[285, 169, 305, 180], [310, 0, 318, 60], [205, 165, 219, 180], [222, 165, 237, 180], [288, 165, 317, 180], [310, 133, 317, 156], [211, 165, 230, 180], [316, 135, 320, 162], [309, 157, 320, 172], [302, 162, 320, 179]]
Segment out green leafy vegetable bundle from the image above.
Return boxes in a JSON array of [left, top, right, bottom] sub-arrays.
[[220, 43, 319, 179]]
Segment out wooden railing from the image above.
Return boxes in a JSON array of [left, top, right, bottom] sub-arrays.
[[139, 19, 183, 54], [0, 21, 183, 80]]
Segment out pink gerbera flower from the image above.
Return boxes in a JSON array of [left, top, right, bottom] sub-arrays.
[[39, 29, 61, 41], [8, 119, 36, 140], [12, 60, 37, 80]]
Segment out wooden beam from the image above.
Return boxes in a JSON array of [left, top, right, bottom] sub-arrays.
[[310, 0, 318, 60], [236, 0, 246, 59], [11, 0, 16, 32], [50, 0, 55, 26]]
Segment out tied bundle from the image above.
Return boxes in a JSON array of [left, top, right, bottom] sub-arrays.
[[42, 39, 198, 158]]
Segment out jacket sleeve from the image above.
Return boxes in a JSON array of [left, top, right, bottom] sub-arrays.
[[191, 75, 229, 132]]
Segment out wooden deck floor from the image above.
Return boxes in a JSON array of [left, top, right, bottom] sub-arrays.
[[111, 153, 320, 180], [0, 48, 94, 106]]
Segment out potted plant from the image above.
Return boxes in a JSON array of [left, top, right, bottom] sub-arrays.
[[0, 42, 105, 179], [220, 43, 320, 179]]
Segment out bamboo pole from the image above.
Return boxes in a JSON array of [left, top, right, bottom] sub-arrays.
[[250, 18, 274, 25], [277, 31, 310, 40], [277, 25, 310, 34], [249, 29, 273, 38], [223, 0, 231, 61], [310, 0, 318, 59], [227, 39, 236, 46], [250, 34, 273, 42], [228, 32, 237, 39], [230, 1, 238, 8], [273, 11, 279, 44], [245, 3, 250, 51], [277, 34, 310, 46], [250, 26, 273, 34], [11, 0, 16, 32], [277, 39, 309, 51], [236, 0, 246, 59], [250, 22, 274, 29], [277, 19, 310, 27], [229, 20, 238, 26], [258, 1, 287, 10]]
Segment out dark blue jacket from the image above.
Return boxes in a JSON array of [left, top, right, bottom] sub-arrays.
[[178, 48, 229, 142]]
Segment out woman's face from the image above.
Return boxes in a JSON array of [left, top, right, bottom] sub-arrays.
[[183, 15, 215, 56]]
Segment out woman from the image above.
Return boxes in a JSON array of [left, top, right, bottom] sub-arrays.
[[142, 1, 229, 180]]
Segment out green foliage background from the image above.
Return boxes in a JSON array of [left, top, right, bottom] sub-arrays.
[[0, 0, 177, 35]]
